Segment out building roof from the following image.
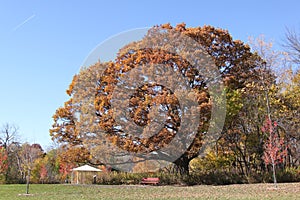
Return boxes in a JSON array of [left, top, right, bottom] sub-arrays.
[[71, 164, 102, 172]]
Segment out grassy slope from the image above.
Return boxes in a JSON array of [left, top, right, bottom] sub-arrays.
[[0, 183, 300, 200]]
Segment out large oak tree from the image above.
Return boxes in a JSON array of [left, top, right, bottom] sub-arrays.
[[51, 23, 265, 174], [93, 23, 264, 174]]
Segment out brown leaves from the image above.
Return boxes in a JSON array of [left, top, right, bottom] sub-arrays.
[[51, 23, 263, 171], [92, 23, 262, 161]]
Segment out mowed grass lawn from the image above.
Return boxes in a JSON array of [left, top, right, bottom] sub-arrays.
[[0, 183, 300, 200]]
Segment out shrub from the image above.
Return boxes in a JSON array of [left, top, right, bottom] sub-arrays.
[[96, 172, 183, 185], [184, 171, 246, 186], [276, 167, 300, 183]]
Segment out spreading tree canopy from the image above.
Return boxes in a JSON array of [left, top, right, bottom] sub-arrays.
[[51, 23, 265, 174]]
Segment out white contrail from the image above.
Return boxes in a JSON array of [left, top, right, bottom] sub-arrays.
[[13, 14, 36, 31]]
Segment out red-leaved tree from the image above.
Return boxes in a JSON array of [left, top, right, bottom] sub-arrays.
[[40, 164, 48, 184], [0, 146, 8, 175], [262, 117, 287, 187], [59, 162, 75, 182]]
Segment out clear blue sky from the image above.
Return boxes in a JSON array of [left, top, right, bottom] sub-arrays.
[[0, 0, 299, 149]]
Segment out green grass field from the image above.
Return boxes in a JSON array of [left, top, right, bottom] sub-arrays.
[[0, 183, 300, 200]]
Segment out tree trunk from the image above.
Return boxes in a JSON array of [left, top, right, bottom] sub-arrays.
[[26, 169, 31, 194], [173, 155, 190, 175], [272, 163, 277, 188]]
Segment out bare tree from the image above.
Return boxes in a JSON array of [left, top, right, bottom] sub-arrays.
[[0, 123, 19, 150], [19, 143, 43, 194], [284, 28, 300, 65]]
